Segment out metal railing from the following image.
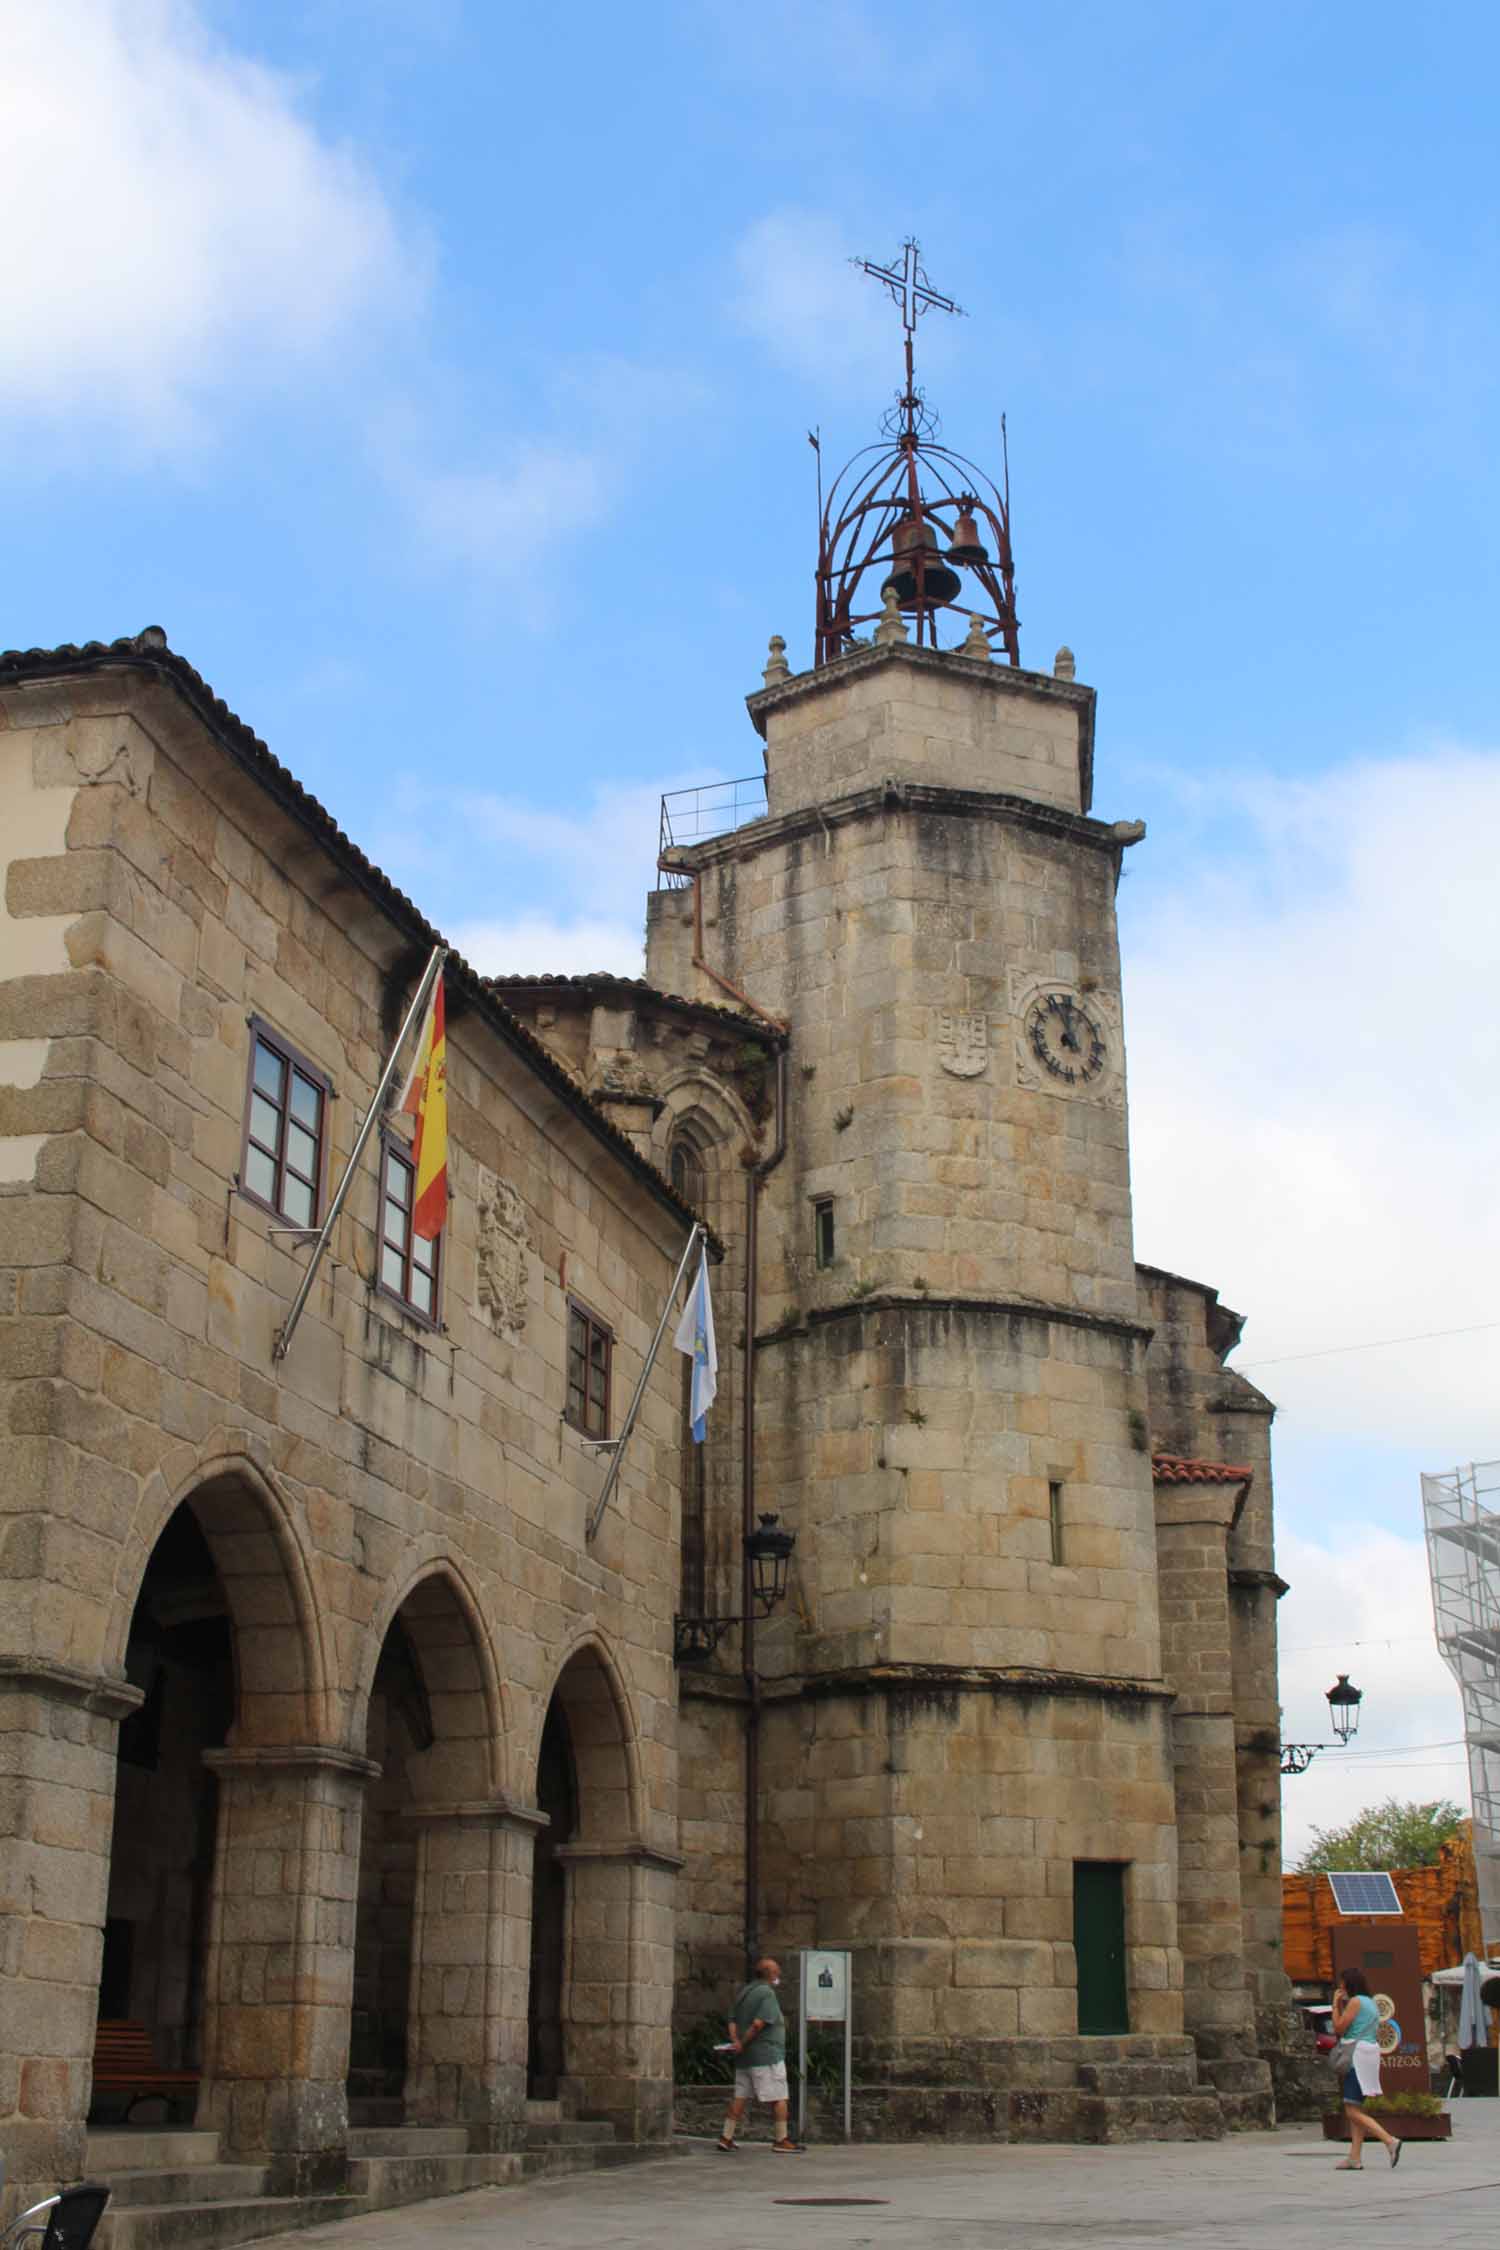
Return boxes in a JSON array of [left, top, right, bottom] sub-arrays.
[[657, 775, 768, 886]]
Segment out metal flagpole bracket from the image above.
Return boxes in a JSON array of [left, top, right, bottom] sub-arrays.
[[272, 943, 447, 1364], [585, 1221, 704, 1543]]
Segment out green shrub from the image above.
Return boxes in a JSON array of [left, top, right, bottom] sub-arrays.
[[1364, 2091, 1444, 2117], [672, 2016, 734, 2085]]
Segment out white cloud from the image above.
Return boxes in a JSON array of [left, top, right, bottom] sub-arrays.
[[450, 915, 644, 980], [730, 210, 918, 394], [1125, 745, 1500, 1459], [1277, 1525, 1466, 1867], [0, 1, 414, 447]]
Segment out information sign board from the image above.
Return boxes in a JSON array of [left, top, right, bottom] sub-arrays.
[[803, 1949, 849, 2022]]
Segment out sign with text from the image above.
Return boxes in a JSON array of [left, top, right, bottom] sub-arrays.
[[802, 1949, 850, 2022]]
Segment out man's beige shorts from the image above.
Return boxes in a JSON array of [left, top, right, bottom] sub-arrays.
[[734, 2060, 788, 2104]]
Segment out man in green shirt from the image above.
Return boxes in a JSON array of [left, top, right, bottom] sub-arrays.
[[717, 1956, 802, 2152]]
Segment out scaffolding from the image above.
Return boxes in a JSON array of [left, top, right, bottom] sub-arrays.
[[1423, 1460, 1500, 1950]]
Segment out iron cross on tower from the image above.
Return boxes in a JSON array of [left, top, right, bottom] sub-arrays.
[[852, 238, 965, 425]]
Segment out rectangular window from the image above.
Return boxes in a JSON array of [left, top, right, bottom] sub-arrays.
[[378, 1137, 441, 1324], [566, 1301, 612, 1437], [240, 1023, 329, 1228], [814, 1198, 835, 1270], [1049, 1480, 1066, 1565]]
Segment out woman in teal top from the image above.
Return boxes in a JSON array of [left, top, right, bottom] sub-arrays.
[[1330, 1968, 1401, 2171]]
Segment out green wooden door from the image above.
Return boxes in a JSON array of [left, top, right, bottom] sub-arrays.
[[1074, 1861, 1129, 2035]]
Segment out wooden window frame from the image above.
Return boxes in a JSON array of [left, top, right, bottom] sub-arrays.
[[376, 1131, 443, 1330], [565, 1298, 613, 1439], [813, 1197, 835, 1270], [238, 1018, 332, 1231]]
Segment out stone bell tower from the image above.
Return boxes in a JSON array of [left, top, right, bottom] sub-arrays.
[[646, 243, 1229, 2131]]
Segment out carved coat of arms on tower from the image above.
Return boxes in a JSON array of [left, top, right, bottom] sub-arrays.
[[475, 1170, 531, 1336], [936, 1010, 989, 1078]]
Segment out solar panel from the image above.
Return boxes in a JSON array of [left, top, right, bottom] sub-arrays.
[[1327, 1871, 1402, 1916]]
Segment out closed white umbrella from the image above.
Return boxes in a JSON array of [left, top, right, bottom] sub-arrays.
[[1457, 1951, 1489, 2049]]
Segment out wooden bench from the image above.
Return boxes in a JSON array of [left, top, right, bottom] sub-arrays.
[[90, 2021, 199, 2121]]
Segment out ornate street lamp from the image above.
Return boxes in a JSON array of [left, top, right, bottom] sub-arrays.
[[1281, 1673, 1364, 1775], [675, 1514, 797, 1666], [1326, 1673, 1363, 1745]]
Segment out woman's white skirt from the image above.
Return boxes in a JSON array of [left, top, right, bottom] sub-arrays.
[[1351, 2040, 1383, 2098]]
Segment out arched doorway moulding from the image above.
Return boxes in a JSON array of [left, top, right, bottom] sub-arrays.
[[348, 1547, 511, 1800], [100, 1444, 350, 2179], [350, 1555, 529, 2139], [107, 1437, 331, 1747], [531, 1632, 678, 2141]]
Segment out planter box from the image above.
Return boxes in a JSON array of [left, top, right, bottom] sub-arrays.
[[1322, 2112, 1452, 2142]]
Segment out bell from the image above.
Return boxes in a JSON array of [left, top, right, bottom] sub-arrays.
[[945, 502, 990, 568], [882, 514, 962, 611]]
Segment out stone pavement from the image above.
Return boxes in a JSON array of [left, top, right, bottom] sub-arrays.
[[271, 2108, 1500, 2250]]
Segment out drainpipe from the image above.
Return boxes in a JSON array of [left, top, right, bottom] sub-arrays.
[[742, 1046, 787, 1965], [679, 864, 789, 1965]]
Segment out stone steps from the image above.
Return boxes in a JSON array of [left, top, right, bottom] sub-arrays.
[[345, 2154, 518, 2205], [88, 2133, 225, 2174], [522, 2119, 618, 2144], [1011, 2089, 1224, 2144], [1075, 2061, 1201, 2095], [344, 2127, 469, 2158], [85, 2113, 678, 2250], [97, 2195, 355, 2250], [96, 2169, 271, 2212]]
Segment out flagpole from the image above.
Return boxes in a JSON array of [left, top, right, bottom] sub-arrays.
[[585, 1220, 704, 1543], [272, 943, 447, 1362]]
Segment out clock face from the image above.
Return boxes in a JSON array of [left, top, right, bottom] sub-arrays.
[[1024, 991, 1107, 1086]]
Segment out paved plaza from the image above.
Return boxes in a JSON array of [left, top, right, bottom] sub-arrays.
[[276, 2110, 1500, 2250]]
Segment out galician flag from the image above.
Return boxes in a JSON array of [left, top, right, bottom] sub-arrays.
[[396, 973, 448, 1241], [673, 1242, 717, 1442]]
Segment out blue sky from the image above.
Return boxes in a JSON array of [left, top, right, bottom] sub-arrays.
[[7, 0, 1498, 1852]]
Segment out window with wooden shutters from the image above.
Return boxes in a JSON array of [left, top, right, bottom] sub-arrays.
[[240, 1023, 329, 1228], [566, 1301, 612, 1437]]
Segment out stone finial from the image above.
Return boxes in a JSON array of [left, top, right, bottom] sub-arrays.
[[136, 625, 169, 650], [960, 614, 992, 662], [1053, 645, 1076, 681], [762, 633, 791, 687], [873, 583, 909, 646]]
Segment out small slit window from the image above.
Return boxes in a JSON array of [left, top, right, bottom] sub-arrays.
[[377, 1137, 441, 1324], [566, 1301, 612, 1438], [240, 1024, 329, 1228], [814, 1198, 835, 1270], [1049, 1480, 1066, 1566]]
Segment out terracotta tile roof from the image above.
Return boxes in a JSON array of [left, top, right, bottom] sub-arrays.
[[0, 630, 715, 1247], [1152, 1454, 1254, 1485]]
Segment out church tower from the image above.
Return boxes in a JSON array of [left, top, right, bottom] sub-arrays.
[[634, 244, 1276, 2131]]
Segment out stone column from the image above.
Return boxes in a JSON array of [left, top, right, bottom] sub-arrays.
[[402, 1800, 541, 2149], [198, 1745, 372, 2191], [0, 1658, 140, 2214], [555, 1841, 681, 2143]]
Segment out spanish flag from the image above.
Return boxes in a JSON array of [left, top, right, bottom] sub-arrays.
[[397, 974, 448, 1240]]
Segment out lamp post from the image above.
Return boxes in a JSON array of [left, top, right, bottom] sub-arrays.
[[1280, 1673, 1364, 1775], [674, 1513, 796, 1665]]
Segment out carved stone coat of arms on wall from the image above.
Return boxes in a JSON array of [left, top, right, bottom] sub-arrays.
[[936, 1010, 989, 1079], [476, 1171, 531, 1336]]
